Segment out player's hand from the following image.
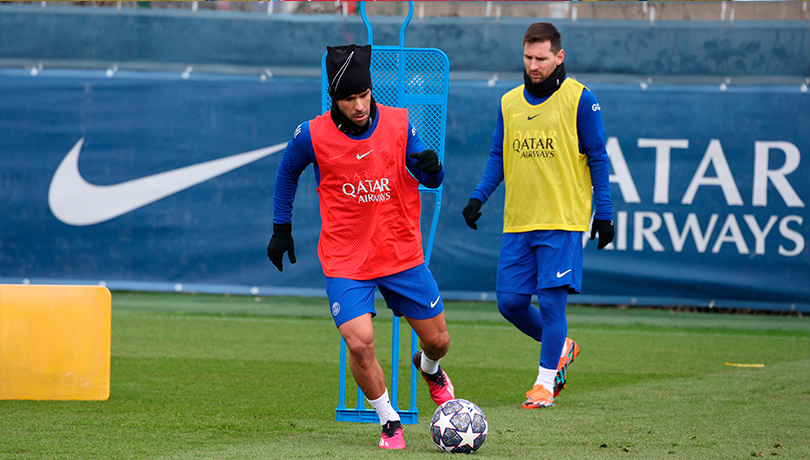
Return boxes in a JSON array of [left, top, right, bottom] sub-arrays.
[[462, 198, 483, 230], [590, 219, 614, 250], [409, 150, 442, 175], [267, 223, 296, 271]]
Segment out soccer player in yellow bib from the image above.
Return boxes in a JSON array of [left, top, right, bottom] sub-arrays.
[[462, 22, 614, 409]]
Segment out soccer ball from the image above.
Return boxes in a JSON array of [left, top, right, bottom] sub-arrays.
[[430, 399, 488, 453]]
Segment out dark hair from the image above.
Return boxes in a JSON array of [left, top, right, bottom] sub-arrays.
[[523, 22, 561, 53]]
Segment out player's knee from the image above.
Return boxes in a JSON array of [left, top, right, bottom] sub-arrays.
[[344, 334, 375, 360], [498, 293, 531, 322]]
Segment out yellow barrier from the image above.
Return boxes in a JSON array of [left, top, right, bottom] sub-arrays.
[[0, 284, 111, 400]]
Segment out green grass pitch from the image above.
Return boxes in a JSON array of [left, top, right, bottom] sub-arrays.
[[2, 291, 808, 459]]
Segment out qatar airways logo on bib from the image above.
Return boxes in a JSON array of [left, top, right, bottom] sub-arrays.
[[512, 130, 556, 159], [342, 177, 392, 203]]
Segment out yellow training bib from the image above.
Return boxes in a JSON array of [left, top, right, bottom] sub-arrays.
[[501, 79, 592, 233]]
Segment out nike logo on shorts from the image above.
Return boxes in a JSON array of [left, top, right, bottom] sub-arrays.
[[430, 296, 440, 308], [556, 269, 572, 278]]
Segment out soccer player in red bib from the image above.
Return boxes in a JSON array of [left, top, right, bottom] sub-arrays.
[[463, 23, 614, 409], [267, 44, 455, 450]]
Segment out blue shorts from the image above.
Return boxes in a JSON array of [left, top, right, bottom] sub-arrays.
[[497, 230, 583, 295], [325, 263, 444, 328]]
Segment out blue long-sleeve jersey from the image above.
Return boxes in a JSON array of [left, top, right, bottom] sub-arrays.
[[273, 110, 444, 224], [470, 78, 612, 221]]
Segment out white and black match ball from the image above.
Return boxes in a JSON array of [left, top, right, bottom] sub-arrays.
[[430, 398, 488, 453]]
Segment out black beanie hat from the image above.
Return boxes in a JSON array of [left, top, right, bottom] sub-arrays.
[[326, 44, 372, 101]]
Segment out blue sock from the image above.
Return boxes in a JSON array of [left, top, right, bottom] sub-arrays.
[[537, 286, 568, 370]]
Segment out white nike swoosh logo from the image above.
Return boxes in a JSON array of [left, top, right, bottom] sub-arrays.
[[356, 149, 373, 160], [556, 269, 572, 278], [48, 137, 287, 226], [430, 296, 440, 308]]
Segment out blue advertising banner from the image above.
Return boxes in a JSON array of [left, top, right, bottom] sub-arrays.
[[440, 79, 810, 312], [1, 69, 808, 311]]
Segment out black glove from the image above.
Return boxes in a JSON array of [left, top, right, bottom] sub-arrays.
[[267, 222, 296, 271], [590, 219, 615, 250], [408, 149, 442, 175], [462, 198, 483, 230]]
